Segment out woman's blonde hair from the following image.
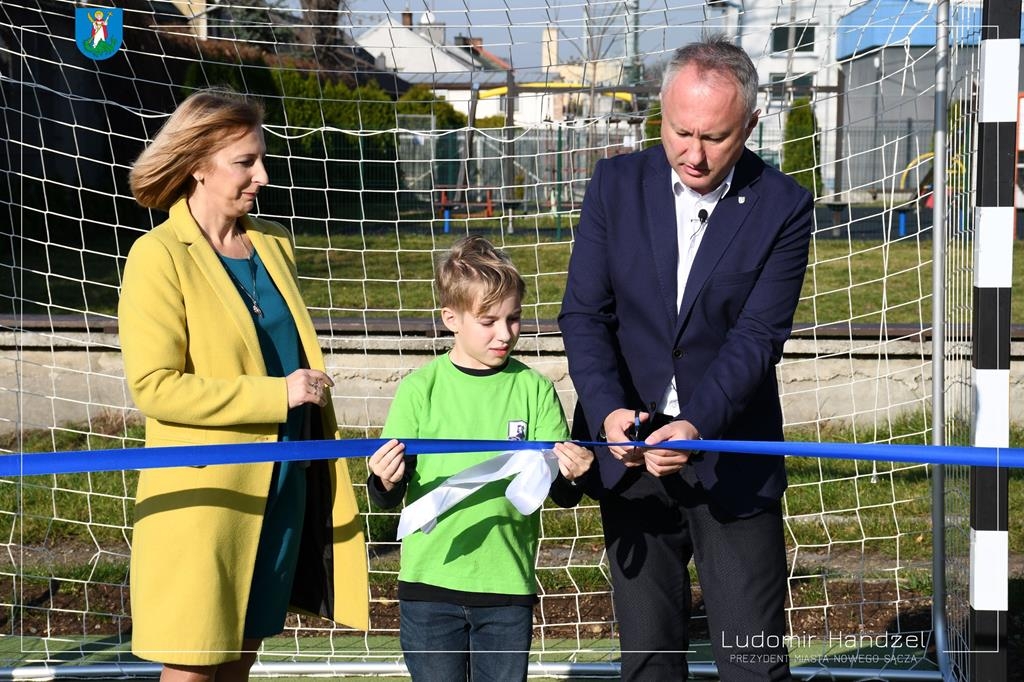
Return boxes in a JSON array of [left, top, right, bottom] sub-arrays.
[[129, 87, 264, 210], [436, 235, 526, 314]]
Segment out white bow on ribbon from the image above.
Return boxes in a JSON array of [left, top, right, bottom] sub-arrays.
[[396, 449, 559, 540]]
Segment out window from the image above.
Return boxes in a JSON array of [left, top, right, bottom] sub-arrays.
[[769, 73, 814, 99], [771, 25, 815, 53]]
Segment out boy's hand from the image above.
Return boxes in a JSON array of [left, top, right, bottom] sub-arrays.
[[370, 438, 406, 491], [552, 442, 593, 482]]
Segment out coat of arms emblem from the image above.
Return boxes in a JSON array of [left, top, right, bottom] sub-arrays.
[[75, 7, 123, 60]]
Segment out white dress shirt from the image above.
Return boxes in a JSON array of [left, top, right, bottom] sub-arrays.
[[658, 168, 734, 417]]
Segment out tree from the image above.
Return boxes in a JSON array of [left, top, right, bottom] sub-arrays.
[[474, 115, 506, 129], [209, 0, 302, 45], [782, 97, 822, 197], [299, 0, 349, 49], [396, 85, 467, 130], [643, 100, 661, 149]]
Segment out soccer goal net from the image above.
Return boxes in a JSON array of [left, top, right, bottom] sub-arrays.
[[0, 0, 1004, 678]]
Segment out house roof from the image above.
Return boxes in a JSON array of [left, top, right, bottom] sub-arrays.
[[836, 0, 1022, 61], [355, 14, 510, 79], [454, 40, 511, 71]]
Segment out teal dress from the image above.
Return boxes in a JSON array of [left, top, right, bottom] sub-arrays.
[[219, 250, 307, 639]]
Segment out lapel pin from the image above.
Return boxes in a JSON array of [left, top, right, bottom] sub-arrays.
[[738, 196, 746, 204]]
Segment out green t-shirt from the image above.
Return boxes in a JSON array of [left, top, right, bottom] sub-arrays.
[[382, 355, 570, 595]]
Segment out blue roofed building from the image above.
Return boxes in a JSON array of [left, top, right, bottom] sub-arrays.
[[832, 0, 1021, 202], [724, 0, 1021, 203]]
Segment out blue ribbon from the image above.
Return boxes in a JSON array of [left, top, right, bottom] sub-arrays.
[[1, 438, 1022, 478]]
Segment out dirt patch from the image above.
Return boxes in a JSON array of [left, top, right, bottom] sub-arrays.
[[1, 575, 930, 642]]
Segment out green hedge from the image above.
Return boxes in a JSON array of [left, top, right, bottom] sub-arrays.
[[782, 96, 823, 197]]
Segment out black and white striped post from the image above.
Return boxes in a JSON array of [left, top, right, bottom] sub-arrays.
[[969, 2, 1018, 679]]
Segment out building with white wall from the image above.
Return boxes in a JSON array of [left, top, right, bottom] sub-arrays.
[[355, 11, 632, 128], [705, 0, 846, 195], [355, 10, 511, 123]]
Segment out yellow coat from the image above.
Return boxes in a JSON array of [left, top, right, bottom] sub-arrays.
[[119, 198, 368, 665]]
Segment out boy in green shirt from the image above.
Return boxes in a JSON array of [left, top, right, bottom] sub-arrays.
[[368, 235, 592, 681]]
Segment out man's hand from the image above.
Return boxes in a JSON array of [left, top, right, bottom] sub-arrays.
[[643, 419, 700, 477], [602, 408, 650, 467]]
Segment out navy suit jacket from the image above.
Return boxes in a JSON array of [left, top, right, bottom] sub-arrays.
[[558, 146, 813, 517]]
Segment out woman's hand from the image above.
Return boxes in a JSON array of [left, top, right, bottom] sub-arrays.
[[286, 369, 333, 409], [553, 442, 594, 482], [369, 438, 406, 492]]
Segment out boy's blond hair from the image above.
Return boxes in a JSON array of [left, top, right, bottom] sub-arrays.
[[436, 235, 525, 314]]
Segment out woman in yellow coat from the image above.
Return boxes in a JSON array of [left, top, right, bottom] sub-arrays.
[[119, 88, 367, 681]]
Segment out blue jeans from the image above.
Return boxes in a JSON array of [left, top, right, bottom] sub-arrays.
[[399, 600, 533, 681]]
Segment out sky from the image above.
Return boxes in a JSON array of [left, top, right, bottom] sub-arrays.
[[342, 0, 712, 73]]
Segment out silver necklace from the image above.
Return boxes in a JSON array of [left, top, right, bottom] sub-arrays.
[[223, 236, 264, 318]]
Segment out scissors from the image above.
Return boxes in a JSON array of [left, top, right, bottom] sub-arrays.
[[627, 409, 642, 441]]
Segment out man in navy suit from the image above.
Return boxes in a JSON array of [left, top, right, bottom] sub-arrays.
[[559, 36, 812, 681]]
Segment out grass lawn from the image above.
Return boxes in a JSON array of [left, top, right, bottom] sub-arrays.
[[0, 632, 937, 679], [5, 419, 1023, 573], [16, 217, 1024, 327], [2, 419, 1018, 677], [6, 216, 1023, 676]]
